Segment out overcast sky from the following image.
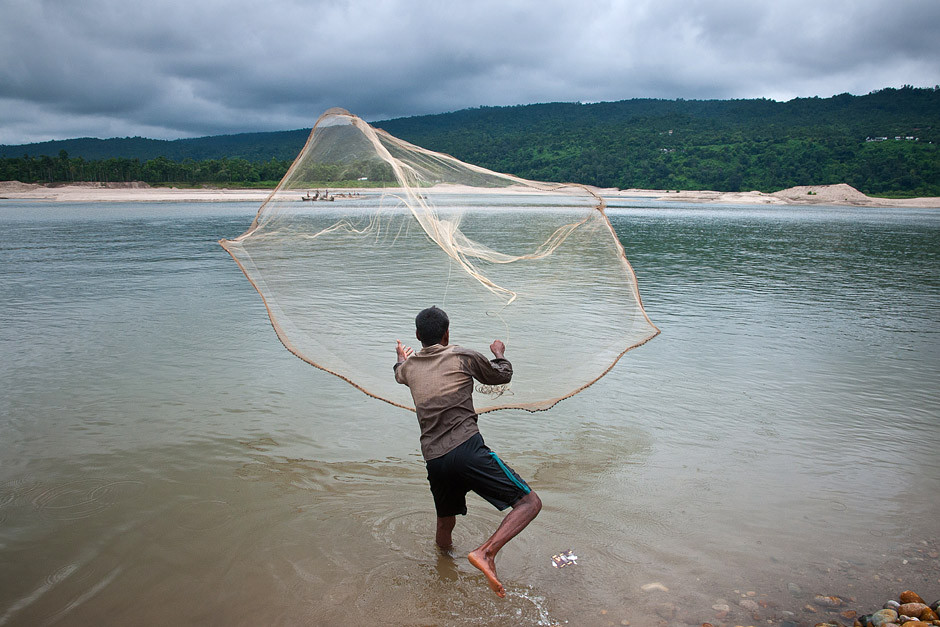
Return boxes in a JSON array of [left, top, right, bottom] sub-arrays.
[[1, 0, 938, 145]]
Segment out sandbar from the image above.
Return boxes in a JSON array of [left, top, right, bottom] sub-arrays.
[[612, 183, 940, 209], [1, 181, 938, 209]]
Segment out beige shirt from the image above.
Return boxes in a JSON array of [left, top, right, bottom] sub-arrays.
[[394, 344, 513, 460]]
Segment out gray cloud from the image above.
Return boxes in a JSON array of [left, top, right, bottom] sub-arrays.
[[1, 0, 938, 144]]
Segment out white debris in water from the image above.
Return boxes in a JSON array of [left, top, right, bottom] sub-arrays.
[[551, 550, 578, 568], [641, 582, 669, 592]]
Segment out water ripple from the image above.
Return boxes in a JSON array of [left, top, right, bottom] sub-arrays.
[[30, 479, 144, 521]]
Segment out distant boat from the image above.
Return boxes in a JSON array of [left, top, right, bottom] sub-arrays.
[[301, 191, 334, 201]]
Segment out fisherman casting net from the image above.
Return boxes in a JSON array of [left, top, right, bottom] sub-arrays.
[[220, 108, 659, 412]]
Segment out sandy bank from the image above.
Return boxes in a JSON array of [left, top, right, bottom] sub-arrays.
[[613, 183, 940, 209], [2, 181, 938, 208], [0, 181, 274, 203]]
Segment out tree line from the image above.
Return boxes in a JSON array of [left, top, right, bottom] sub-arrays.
[[0, 152, 400, 186], [3, 86, 938, 196], [0, 153, 294, 185]]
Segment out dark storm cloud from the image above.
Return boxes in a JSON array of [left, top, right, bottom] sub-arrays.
[[1, 0, 938, 144]]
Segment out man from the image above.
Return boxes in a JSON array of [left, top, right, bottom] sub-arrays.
[[394, 306, 541, 598]]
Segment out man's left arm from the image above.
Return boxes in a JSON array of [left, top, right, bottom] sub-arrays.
[[394, 339, 414, 383]]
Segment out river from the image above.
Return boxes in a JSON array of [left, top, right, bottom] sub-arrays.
[[1, 198, 938, 626]]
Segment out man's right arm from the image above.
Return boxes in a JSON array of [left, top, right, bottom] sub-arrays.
[[489, 340, 505, 360], [462, 342, 512, 385]]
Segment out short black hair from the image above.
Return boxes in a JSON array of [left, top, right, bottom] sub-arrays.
[[415, 306, 449, 346]]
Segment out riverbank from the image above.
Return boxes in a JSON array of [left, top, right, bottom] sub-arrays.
[[0, 181, 274, 203], [614, 183, 940, 209], [2, 180, 939, 208]]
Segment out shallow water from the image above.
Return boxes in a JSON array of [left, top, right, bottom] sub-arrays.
[[0, 199, 938, 626]]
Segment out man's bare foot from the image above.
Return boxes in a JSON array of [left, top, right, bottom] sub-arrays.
[[468, 549, 505, 598], [436, 516, 455, 550]]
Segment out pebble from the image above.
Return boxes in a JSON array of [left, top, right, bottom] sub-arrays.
[[871, 609, 900, 626], [712, 603, 730, 619], [899, 603, 929, 617], [833, 590, 940, 627], [653, 602, 676, 619], [902, 591, 928, 605], [652, 586, 940, 627]]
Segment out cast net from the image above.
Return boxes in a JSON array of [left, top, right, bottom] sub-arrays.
[[220, 108, 659, 412]]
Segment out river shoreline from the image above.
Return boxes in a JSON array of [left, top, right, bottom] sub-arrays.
[[2, 180, 938, 208]]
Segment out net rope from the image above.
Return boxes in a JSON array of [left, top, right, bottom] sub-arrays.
[[220, 108, 659, 412]]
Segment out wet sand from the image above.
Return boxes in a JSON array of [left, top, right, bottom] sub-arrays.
[[2, 180, 939, 208]]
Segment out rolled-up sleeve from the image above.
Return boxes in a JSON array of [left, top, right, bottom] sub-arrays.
[[394, 362, 407, 384]]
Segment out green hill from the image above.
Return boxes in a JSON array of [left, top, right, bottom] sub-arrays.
[[2, 86, 938, 195], [0, 129, 310, 162], [378, 86, 940, 196]]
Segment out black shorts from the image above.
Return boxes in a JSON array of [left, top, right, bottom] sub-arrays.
[[426, 433, 531, 517]]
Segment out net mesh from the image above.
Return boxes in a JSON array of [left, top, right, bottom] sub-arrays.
[[220, 108, 659, 412]]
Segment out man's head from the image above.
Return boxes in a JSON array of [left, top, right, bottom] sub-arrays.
[[415, 306, 449, 347]]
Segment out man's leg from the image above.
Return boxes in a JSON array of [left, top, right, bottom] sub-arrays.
[[436, 515, 456, 549], [468, 491, 542, 598]]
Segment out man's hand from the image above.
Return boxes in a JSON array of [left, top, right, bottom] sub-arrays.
[[490, 340, 505, 359], [396, 339, 414, 363]]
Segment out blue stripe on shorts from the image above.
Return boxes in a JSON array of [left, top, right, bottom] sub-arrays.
[[489, 452, 531, 494]]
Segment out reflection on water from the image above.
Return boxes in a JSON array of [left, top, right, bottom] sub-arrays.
[[0, 199, 938, 626]]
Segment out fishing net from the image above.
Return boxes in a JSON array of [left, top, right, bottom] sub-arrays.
[[220, 108, 659, 412]]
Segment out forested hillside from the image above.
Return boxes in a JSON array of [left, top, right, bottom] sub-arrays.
[[2, 87, 937, 195], [378, 86, 939, 196], [0, 129, 309, 162]]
